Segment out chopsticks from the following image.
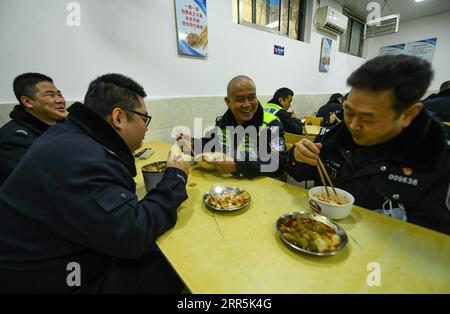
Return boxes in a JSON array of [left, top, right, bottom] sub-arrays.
[[302, 127, 338, 197]]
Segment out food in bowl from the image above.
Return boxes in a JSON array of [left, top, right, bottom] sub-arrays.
[[279, 216, 341, 253], [142, 161, 166, 173], [308, 187, 355, 220], [313, 194, 349, 205], [195, 152, 226, 170]]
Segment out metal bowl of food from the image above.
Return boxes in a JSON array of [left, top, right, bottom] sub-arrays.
[[142, 161, 166, 192], [276, 211, 348, 256], [203, 186, 251, 211]]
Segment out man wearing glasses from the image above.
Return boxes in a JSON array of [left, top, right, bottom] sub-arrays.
[[0, 74, 189, 293]]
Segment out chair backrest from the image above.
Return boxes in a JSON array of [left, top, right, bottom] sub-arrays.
[[443, 122, 450, 126], [302, 116, 323, 126], [284, 132, 310, 148]]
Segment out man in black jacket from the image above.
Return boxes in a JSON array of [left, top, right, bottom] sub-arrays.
[[423, 80, 450, 122], [182, 75, 286, 179], [0, 73, 67, 185], [286, 55, 450, 235], [316, 93, 344, 127], [0, 74, 189, 292], [263, 87, 303, 134]]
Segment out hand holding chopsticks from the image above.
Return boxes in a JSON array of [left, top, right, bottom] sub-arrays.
[[302, 128, 338, 197]]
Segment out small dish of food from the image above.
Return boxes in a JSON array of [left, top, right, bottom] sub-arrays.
[[308, 186, 354, 220], [276, 211, 348, 256], [203, 186, 251, 211]]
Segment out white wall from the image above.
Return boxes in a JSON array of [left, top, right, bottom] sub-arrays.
[[365, 11, 450, 91], [0, 0, 365, 103]]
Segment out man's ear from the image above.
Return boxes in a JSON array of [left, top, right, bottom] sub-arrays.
[[224, 97, 231, 109], [21, 96, 33, 109], [110, 108, 126, 130], [401, 103, 423, 128]]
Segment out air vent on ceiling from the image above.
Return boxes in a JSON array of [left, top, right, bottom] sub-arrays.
[[364, 14, 400, 39]]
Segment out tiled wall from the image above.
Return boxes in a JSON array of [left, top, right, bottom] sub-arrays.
[[0, 90, 437, 144]]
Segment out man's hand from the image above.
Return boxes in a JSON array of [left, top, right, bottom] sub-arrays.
[[176, 132, 194, 155], [293, 138, 322, 166], [166, 150, 189, 176], [204, 153, 236, 173], [290, 111, 298, 119], [329, 112, 337, 124]]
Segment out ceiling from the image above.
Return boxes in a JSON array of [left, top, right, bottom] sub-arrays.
[[334, 0, 450, 22]]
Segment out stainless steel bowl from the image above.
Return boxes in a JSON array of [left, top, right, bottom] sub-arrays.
[[276, 211, 348, 256], [203, 186, 251, 212]]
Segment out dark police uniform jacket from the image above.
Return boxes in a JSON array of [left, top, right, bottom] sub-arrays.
[[195, 105, 286, 179], [316, 100, 344, 127], [423, 89, 450, 122], [0, 105, 50, 185], [286, 109, 450, 235], [0, 102, 188, 292]]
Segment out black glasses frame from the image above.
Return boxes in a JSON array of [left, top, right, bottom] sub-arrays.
[[123, 108, 152, 127]]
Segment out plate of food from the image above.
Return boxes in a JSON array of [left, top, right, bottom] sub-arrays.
[[203, 186, 251, 211], [276, 211, 348, 256]]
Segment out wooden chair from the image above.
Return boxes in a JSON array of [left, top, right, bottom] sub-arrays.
[[284, 132, 309, 149], [302, 116, 323, 126]]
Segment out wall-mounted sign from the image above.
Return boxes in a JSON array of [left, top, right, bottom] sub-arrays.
[[175, 0, 208, 58], [380, 43, 406, 56], [379, 38, 437, 64], [274, 45, 285, 56], [319, 37, 332, 73]]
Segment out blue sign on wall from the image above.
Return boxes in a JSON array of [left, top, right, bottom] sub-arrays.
[[274, 45, 285, 56]]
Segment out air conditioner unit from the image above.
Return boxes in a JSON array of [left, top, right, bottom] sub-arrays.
[[315, 6, 348, 36], [364, 14, 400, 39]]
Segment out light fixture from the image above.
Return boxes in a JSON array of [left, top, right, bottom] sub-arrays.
[[265, 21, 279, 29], [415, 0, 426, 3]]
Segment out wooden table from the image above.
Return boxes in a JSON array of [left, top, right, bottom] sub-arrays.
[[134, 142, 450, 293]]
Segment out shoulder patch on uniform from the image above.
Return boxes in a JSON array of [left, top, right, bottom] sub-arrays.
[[15, 129, 29, 136]]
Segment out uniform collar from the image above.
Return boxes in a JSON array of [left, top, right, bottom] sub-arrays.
[[68, 102, 137, 176], [217, 104, 264, 128], [9, 105, 51, 134]]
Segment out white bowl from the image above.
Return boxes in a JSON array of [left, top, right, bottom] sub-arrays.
[[308, 186, 354, 220]]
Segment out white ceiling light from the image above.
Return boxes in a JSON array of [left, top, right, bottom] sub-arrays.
[[415, 0, 426, 3], [265, 21, 279, 29]]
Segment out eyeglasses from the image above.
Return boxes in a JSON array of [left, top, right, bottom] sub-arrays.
[[123, 109, 152, 127]]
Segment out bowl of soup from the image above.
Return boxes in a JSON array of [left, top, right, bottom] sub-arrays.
[[308, 186, 354, 220]]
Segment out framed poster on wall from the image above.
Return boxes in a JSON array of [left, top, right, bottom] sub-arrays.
[[175, 0, 208, 58], [319, 37, 332, 73]]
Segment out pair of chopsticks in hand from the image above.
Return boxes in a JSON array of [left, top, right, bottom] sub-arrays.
[[302, 128, 338, 198]]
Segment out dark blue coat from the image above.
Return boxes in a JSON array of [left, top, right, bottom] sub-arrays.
[[0, 105, 50, 185], [0, 103, 188, 292], [286, 109, 450, 235], [423, 89, 450, 122]]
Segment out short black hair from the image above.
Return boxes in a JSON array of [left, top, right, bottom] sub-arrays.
[[439, 81, 450, 92], [269, 87, 293, 106], [329, 93, 344, 103], [347, 54, 433, 113], [13, 72, 54, 106], [84, 73, 147, 118]]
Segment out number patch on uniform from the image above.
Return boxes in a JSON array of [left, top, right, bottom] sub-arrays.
[[388, 174, 419, 186]]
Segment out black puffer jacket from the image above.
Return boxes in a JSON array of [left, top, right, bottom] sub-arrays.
[[286, 109, 450, 235]]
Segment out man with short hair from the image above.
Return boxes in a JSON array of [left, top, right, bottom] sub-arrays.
[[286, 55, 450, 235], [0, 73, 67, 185], [263, 87, 303, 134], [0, 74, 189, 292], [316, 93, 344, 127], [423, 80, 450, 122], [183, 75, 286, 179]]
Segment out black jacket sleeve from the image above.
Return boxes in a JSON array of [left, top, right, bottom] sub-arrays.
[[51, 162, 188, 259], [276, 110, 303, 135], [285, 146, 317, 182]]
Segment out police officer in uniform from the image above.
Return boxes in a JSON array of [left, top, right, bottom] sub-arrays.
[[0, 73, 67, 185], [0, 74, 189, 292], [185, 75, 286, 179], [286, 55, 450, 235], [263, 87, 303, 134]]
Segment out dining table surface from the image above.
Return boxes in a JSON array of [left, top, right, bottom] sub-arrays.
[[134, 141, 450, 294]]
